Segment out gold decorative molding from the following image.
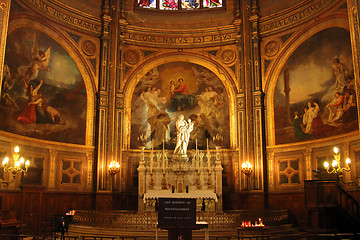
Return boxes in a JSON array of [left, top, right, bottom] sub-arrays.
[[263, 38, 282, 60], [124, 48, 141, 66], [19, 0, 101, 35], [0, 0, 10, 95], [81, 39, 97, 56], [116, 95, 124, 110], [218, 47, 237, 65], [303, 148, 312, 180], [267, 150, 275, 189], [124, 25, 237, 48], [259, 0, 339, 36], [86, 151, 94, 189], [347, 0, 360, 132]]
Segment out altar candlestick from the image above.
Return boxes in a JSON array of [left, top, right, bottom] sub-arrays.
[[150, 144, 154, 172], [207, 138, 209, 152], [207, 138, 210, 170], [208, 156, 211, 170], [162, 138, 165, 172]]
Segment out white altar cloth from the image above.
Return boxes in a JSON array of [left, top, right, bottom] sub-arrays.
[[143, 192, 218, 202]]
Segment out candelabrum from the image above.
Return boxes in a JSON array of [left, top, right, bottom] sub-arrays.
[[2, 146, 30, 177], [108, 160, 120, 192], [212, 134, 224, 147], [241, 160, 253, 190], [108, 160, 120, 175], [324, 147, 351, 182]]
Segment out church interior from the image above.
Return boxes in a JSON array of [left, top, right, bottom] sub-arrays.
[[1, 0, 360, 239]]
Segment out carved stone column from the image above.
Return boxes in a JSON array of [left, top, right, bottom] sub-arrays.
[[250, 0, 265, 191], [240, 0, 255, 192], [96, 0, 112, 191], [0, 0, 11, 93]]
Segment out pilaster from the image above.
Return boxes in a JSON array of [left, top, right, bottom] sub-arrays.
[[0, 0, 11, 93], [303, 148, 313, 181], [48, 149, 58, 189], [96, 0, 112, 191], [347, 0, 360, 131]]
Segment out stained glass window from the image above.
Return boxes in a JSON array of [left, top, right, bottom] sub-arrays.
[[137, 0, 222, 10], [160, 0, 179, 10]]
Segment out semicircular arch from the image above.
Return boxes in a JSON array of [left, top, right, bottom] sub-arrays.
[[264, 16, 350, 146], [122, 52, 238, 149], [6, 18, 96, 146]]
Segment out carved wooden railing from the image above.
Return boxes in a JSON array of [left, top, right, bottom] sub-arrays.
[[305, 180, 360, 232], [336, 184, 360, 224]]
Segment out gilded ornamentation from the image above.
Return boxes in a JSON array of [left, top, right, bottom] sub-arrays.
[[264, 40, 280, 57], [303, 148, 312, 180], [116, 96, 124, 109], [87, 151, 94, 187], [238, 99, 244, 108], [81, 40, 97, 56], [99, 94, 108, 107], [220, 49, 236, 64], [124, 49, 140, 65], [0, 2, 6, 11]]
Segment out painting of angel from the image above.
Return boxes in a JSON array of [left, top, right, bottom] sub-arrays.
[[274, 27, 358, 145], [130, 62, 229, 150], [0, 27, 87, 144], [17, 33, 50, 88]]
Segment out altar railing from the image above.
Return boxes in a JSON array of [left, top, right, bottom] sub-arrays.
[[72, 209, 289, 230]]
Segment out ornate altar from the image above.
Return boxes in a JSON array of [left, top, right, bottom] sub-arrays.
[[137, 146, 223, 212]]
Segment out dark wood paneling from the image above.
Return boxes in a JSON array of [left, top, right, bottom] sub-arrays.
[[268, 192, 306, 227]]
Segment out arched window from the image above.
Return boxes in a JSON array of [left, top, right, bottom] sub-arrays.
[[137, 0, 223, 10]]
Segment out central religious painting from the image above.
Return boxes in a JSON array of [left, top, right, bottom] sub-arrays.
[[130, 62, 229, 150]]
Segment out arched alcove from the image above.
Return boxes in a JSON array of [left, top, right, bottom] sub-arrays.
[[122, 52, 238, 150], [1, 18, 96, 146], [264, 18, 355, 146]]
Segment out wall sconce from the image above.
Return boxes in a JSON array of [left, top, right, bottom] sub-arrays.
[[108, 160, 120, 175], [241, 160, 253, 190], [241, 161, 253, 175], [324, 147, 351, 178], [2, 146, 30, 176]]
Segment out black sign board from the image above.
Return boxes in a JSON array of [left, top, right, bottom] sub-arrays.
[[158, 198, 196, 228]]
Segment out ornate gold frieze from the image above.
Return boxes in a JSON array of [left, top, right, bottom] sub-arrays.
[[124, 25, 237, 48], [20, 0, 101, 35], [259, 0, 338, 36]]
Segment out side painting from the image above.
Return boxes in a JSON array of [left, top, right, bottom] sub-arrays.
[[0, 28, 87, 144], [131, 62, 229, 150], [274, 27, 358, 145]]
